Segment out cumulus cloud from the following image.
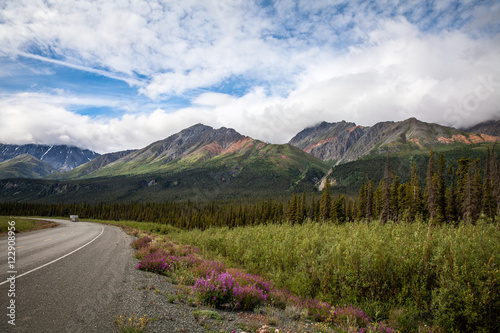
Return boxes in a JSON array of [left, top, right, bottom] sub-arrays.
[[0, 92, 214, 153], [0, 0, 499, 152]]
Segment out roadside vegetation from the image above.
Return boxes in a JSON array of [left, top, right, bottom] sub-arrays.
[[102, 218, 498, 332], [113, 314, 151, 333], [0, 216, 58, 234], [170, 219, 499, 332], [123, 225, 399, 332]]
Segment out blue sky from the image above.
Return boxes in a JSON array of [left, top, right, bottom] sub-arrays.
[[1, 0, 499, 153]]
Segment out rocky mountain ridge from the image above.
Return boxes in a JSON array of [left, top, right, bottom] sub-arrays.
[[117, 124, 244, 164], [1, 118, 499, 202], [55, 149, 137, 179], [76, 124, 255, 178], [2, 118, 500, 181], [463, 119, 500, 137], [289, 117, 500, 163], [0, 143, 99, 172]]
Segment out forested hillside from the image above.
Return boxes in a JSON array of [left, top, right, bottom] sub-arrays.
[[2, 145, 499, 227]]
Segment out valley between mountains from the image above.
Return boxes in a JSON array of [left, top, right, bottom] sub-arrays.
[[0, 117, 499, 203]]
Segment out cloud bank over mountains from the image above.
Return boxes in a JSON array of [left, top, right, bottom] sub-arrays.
[[1, 0, 499, 153]]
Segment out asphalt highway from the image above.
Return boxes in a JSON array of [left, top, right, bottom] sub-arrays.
[[0, 218, 139, 332]]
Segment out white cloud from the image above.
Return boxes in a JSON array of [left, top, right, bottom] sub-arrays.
[[1, 1, 499, 152], [0, 93, 215, 153]]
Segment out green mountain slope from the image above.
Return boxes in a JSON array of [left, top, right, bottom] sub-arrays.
[[0, 146, 327, 204], [327, 142, 500, 197], [0, 154, 56, 179], [54, 149, 136, 179], [63, 124, 327, 184], [0, 125, 328, 203], [69, 124, 246, 178]]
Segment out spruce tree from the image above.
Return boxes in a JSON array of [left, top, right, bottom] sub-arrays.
[[374, 180, 383, 218], [482, 148, 495, 219], [391, 174, 401, 221], [445, 165, 458, 223], [489, 143, 500, 215], [366, 179, 374, 221], [410, 162, 423, 221], [436, 153, 446, 223], [301, 192, 308, 222], [425, 150, 437, 221], [332, 195, 346, 223], [320, 177, 332, 220], [462, 159, 482, 222], [397, 181, 409, 221], [456, 158, 470, 218], [287, 193, 299, 224], [380, 153, 392, 223], [357, 184, 366, 220]]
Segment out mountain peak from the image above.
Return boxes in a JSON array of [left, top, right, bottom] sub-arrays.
[[0, 143, 99, 171], [84, 124, 247, 176], [289, 120, 361, 161], [183, 123, 213, 131], [463, 119, 500, 137]]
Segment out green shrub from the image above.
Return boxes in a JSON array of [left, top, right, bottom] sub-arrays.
[[172, 220, 500, 332]]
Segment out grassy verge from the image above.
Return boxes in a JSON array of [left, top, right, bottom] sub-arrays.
[[84, 219, 181, 235], [0, 216, 59, 234]]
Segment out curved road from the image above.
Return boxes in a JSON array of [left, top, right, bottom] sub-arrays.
[[0, 218, 138, 332]]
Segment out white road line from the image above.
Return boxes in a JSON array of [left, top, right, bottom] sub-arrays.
[[0, 226, 104, 286]]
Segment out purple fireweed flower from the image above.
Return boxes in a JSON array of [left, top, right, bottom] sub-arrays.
[[227, 268, 273, 294], [131, 235, 152, 250], [193, 270, 270, 310], [193, 271, 237, 308], [233, 284, 268, 310], [328, 305, 372, 329], [284, 292, 332, 321], [135, 252, 173, 274], [191, 260, 227, 278]]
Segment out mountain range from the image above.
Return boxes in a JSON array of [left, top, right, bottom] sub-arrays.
[[289, 117, 500, 163], [0, 143, 99, 172], [0, 118, 499, 203]]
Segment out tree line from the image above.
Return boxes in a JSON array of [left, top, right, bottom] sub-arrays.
[[1, 146, 498, 228], [349, 146, 500, 224]]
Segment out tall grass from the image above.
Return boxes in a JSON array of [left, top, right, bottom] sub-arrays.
[[0, 216, 58, 233], [171, 219, 500, 332], [90, 219, 181, 235], [0, 217, 35, 233]]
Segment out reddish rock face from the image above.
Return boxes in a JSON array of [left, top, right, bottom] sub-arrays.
[[438, 133, 500, 144], [289, 117, 500, 164]]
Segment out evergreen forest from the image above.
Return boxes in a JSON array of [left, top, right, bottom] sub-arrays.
[[2, 146, 499, 228]]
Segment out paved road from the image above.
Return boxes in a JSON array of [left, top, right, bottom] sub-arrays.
[[0, 218, 139, 332]]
